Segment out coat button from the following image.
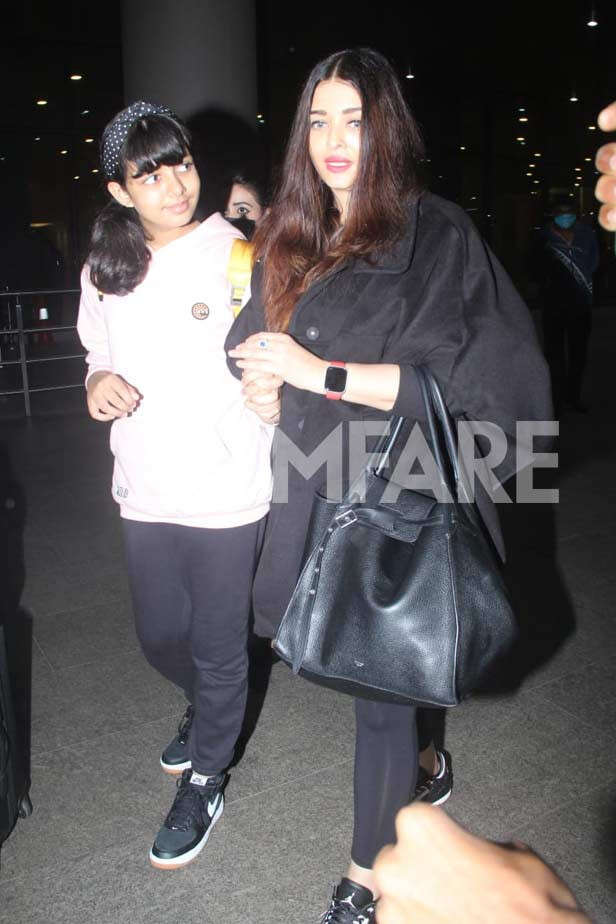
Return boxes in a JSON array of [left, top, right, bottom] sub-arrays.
[[306, 326, 319, 340]]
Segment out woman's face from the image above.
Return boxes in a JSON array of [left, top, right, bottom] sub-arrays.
[[225, 183, 263, 222], [308, 78, 362, 214], [109, 154, 201, 239]]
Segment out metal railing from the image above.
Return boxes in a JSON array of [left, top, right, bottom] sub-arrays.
[[0, 289, 83, 416]]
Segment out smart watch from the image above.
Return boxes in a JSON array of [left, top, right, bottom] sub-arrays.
[[324, 361, 347, 400]]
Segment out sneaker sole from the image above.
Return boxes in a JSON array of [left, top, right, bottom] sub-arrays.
[[160, 757, 192, 776], [148, 797, 224, 870], [426, 787, 453, 807]]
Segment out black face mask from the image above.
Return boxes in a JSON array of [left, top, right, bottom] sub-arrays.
[[226, 216, 256, 241]]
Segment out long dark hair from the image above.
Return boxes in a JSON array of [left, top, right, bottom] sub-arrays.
[[88, 112, 192, 296], [254, 48, 425, 331]]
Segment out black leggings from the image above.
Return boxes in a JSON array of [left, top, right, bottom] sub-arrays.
[[352, 698, 420, 868]]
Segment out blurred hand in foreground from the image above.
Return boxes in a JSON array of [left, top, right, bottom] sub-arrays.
[[595, 101, 616, 231], [373, 804, 590, 924]]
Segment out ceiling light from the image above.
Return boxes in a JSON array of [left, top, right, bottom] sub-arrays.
[[529, 163, 536, 168], [34, 136, 40, 141], [81, 109, 90, 115], [584, 157, 592, 161], [459, 145, 466, 151], [569, 95, 579, 102], [84, 137, 94, 143], [36, 99, 47, 106], [70, 74, 83, 81], [516, 136, 525, 142], [92, 168, 99, 174], [518, 107, 526, 113], [526, 172, 532, 176], [575, 167, 582, 171], [534, 152, 542, 157], [60, 149, 68, 155], [73, 175, 80, 180], [574, 182, 580, 187], [405, 71, 415, 80], [518, 116, 528, 122], [588, 125, 596, 130], [533, 180, 539, 184]]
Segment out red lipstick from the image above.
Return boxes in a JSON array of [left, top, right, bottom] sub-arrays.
[[325, 157, 352, 173]]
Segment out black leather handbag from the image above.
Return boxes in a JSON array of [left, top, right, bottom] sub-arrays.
[[273, 366, 518, 707]]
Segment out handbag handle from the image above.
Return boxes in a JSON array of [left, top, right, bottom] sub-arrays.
[[339, 365, 467, 507], [351, 366, 460, 503]]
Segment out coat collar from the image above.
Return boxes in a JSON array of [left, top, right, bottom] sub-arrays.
[[352, 192, 422, 276]]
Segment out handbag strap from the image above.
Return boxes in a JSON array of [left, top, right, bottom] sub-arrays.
[[414, 366, 461, 501], [340, 365, 462, 506], [345, 364, 469, 506]]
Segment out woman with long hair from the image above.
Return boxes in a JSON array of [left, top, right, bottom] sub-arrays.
[[227, 48, 551, 921], [77, 102, 278, 870]]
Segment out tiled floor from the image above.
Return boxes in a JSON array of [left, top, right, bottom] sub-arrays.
[[1, 309, 615, 923]]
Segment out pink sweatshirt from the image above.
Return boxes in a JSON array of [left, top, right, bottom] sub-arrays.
[[77, 213, 272, 528]]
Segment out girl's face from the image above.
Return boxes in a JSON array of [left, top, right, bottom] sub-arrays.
[[308, 79, 362, 218], [108, 154, 201, 242], [225, 183, 263, 222]]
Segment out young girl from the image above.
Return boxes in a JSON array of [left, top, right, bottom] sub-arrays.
[[77, 101, 278, 870], [227, 50, 552, 921]]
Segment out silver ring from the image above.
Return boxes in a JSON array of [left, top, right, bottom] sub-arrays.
[[258, 338, 268, 349]]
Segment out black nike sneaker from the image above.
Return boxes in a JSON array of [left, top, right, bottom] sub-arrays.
[[414, 748, 453, 806], [319, 878, 377, 923], [160, 704, 193, 775], [149, 768, 226, 869]]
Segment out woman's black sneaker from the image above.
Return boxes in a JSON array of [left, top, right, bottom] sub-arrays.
[[319, 878, 377, 923], [149, 768, 226, 869], [414, 748, 453, 806], [160, 704, 193, 775]]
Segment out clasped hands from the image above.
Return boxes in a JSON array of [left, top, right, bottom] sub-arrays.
[[229, 332, 328, 425]]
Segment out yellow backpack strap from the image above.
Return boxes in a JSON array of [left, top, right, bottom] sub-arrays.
[[227, 239, 254, 317]]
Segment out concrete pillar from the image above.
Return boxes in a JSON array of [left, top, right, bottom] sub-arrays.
[[121, 0, 258, 126]]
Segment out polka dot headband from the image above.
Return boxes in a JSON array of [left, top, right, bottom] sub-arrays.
[[101, 101, 173, 179]]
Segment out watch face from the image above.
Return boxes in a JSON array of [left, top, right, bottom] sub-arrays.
[[325, 365, 347, 393]]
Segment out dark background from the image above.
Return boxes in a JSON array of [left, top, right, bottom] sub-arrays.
[[0, 0, 614, 296]]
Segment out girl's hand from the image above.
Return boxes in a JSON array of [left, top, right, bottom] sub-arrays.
[[241, 370, 282, 425], [229, 333, 327, 394], [86, 371, 141, 421]]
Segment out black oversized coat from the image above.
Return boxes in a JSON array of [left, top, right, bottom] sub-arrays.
[[225, 192, 552, 638]]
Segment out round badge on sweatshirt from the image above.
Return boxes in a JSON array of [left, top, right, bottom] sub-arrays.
[[191, 303, 209, 320]]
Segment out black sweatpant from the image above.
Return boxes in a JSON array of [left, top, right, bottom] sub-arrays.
[[122, 518, 265, 775], [352, 698, 419, 869]]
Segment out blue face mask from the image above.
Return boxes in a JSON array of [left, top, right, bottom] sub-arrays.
[[554, 213, 576, 230]]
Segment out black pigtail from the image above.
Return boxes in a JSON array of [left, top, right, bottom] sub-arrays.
[[88, 201, 151, 296]]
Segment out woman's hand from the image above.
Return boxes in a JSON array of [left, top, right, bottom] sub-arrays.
[[228, 333, 327, 394], [241, 370, 282, 425], [86, 371, 141, 421]]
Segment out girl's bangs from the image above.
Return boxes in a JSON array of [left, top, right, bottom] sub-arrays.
[[122, 116, 190, 178]]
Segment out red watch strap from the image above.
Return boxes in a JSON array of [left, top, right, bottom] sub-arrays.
[[325, 361, 347, 400]]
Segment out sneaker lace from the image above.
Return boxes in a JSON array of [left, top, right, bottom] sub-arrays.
[[319, 895, 373, 924], [165, 772, 215, 832], [177, 705, 194, 745]]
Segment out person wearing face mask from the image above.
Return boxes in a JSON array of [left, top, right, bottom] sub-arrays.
[[539, 200, 599, 413]]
